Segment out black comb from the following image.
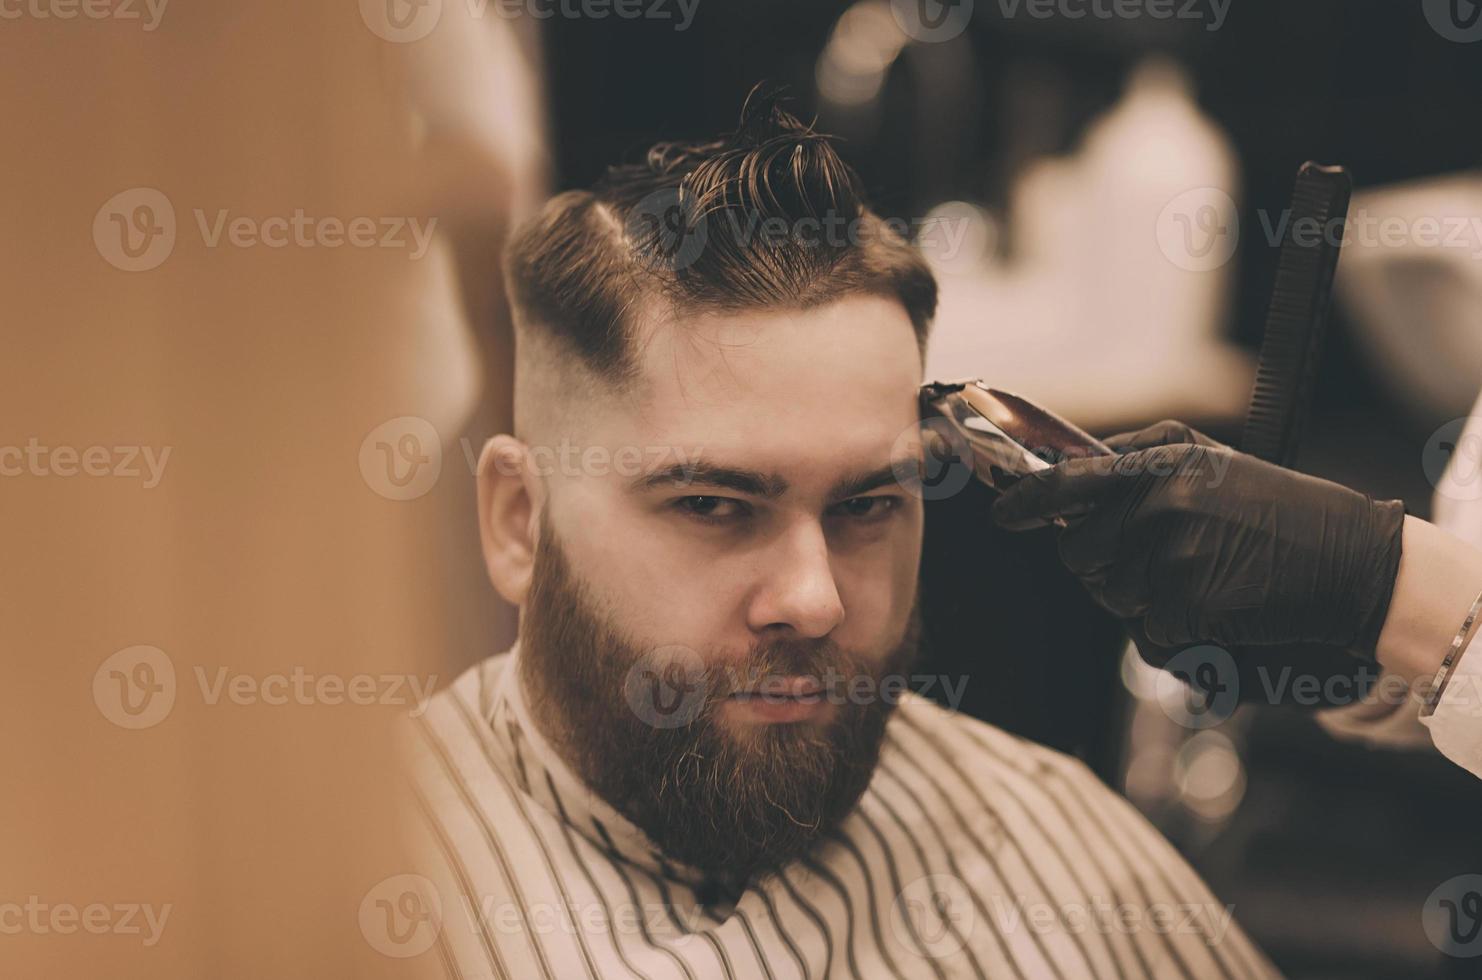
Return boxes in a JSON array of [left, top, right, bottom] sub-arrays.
[[1220, 162, 1379, 698], [1240, 162, 1352, 468]]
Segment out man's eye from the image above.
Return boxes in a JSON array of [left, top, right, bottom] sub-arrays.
[[829, 495, 902, 522], [674, 496, 748, 524]]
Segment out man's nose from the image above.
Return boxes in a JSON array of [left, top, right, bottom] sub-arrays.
[[745, 519, 846, 638]]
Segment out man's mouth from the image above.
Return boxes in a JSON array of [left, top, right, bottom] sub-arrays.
[[725, 675, 829, 723]]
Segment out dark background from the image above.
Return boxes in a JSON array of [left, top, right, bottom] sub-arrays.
[[531, 3, 1482, 975]]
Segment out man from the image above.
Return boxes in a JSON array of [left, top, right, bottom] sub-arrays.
[[404, 92, 1279, 979]]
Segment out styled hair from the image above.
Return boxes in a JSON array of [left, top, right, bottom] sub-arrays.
[[503, 88, 938, 391]]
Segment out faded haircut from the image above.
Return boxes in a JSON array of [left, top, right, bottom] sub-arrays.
[[503, 88, 938, 401]]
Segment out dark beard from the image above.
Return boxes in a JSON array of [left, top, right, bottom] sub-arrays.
[[518, 520, 923, 886]]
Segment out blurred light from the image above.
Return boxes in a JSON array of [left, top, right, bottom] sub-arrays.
[[1120, 642, 1161, 700], [1124, 743, 1177, 807], [918, 200, 997, 274], [1173, 730, 1246, 823], [816, 1, 910, 109]]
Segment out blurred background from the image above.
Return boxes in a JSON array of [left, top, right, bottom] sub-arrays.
[[531, 4, 1482, 977], [6, 0, 1482, 976]]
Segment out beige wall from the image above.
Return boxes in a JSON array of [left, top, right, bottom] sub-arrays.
[[0, 2, 540, 974]]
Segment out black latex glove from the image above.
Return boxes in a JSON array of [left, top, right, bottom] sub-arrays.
[[991, 420, 1407, 666]]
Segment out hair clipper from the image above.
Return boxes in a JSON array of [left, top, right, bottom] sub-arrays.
[[917, 379, 1114, 528]]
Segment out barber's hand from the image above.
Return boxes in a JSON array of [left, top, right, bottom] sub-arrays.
[[991, 420, 1407, 660]]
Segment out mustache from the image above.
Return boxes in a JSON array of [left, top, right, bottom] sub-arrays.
[[690, 640, 868, 698]]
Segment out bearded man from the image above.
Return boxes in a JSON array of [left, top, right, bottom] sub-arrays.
[[404, 92, 1279, 980]]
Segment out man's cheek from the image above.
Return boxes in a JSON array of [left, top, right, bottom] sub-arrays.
[[611, 564, 734, 641], [838, 557, 912, 625]]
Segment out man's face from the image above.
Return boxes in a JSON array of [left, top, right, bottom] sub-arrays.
[[517, 293, 928, 881]]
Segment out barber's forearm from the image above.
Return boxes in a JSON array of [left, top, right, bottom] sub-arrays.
[[1374, 515, 1482, 683]]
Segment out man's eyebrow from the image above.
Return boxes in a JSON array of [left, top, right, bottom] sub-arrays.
[[631, 462, 789, 498], [828, 460, 917, 501], [630, 457, 919, 501]]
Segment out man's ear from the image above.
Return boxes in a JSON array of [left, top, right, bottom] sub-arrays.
[[477, 435, 542, 605]]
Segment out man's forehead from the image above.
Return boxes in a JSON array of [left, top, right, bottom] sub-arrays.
[[622, 295, 923, 433], [551, 298, 924, 498]]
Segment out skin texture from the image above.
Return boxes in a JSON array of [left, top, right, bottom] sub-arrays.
[[1376, 515, 1482, 683], [476, 293, 929, 880]]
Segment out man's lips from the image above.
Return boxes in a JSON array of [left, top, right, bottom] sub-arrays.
[[724, 675, 831, 724]]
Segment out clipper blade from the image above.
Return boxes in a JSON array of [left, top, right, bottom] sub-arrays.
[[917, 379, 1113, 526]]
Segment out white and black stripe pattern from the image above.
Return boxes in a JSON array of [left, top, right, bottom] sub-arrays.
[[401, 647, 1282, 979]]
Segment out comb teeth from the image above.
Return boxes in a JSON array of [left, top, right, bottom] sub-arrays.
[[1241, 162, 1352, 468]]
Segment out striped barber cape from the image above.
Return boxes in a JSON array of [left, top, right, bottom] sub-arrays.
[[398, 642, 1280, 979]]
